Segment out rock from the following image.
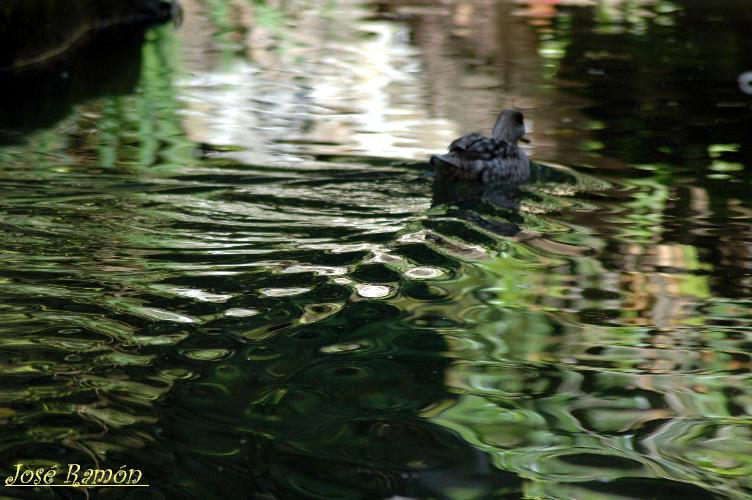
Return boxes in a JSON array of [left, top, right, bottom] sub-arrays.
[[0, 0, 180, 69]]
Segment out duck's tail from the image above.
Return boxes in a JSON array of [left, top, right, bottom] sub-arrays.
[[430, 154, 464, 180]]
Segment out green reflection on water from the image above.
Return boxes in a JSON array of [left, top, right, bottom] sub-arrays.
[[1, 0, 752, 498]]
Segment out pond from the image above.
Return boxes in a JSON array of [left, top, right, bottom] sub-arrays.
[[1, 0, 752, 498]]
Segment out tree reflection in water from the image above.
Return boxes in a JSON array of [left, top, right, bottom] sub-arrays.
[[0, 0, 751, 498]]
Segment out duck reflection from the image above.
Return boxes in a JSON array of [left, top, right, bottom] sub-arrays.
[[431, 160, 584, 238]]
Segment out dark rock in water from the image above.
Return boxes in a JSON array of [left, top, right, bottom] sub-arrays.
[[0, 24, 146, 144], [0, 0, 181, 70], [0, 0, 181, 143]]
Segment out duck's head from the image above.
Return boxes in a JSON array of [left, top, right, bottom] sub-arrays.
[[491, 109, 526, 144]]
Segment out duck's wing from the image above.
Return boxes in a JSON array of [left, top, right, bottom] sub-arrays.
[[448, 132, 484, 153], [431, 132, 493, 180], [448, 133, 511, 160], [432, 133, 517, 181]]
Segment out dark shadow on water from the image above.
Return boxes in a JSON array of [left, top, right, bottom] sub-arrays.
[[3, 1, 752, 498], [559, 1, 752, 172], [0, 24, 151, 144], [145, 299, 525, 498]]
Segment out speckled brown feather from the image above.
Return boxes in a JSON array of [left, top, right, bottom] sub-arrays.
[[431, 132, 529, 183], [431, 109, 531, 184]]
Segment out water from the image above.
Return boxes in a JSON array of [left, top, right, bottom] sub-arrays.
[[1, 0, 751, 498]]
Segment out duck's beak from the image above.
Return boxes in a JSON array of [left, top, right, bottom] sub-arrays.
[[520, 136, 531, 144]]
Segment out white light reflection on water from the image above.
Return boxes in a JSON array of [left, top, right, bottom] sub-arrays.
[[176, 1, 457, 163]]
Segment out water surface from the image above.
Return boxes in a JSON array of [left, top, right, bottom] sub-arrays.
[[1, 0, 752, 498]]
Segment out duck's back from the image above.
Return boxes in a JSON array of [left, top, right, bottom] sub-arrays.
[[431, 132, 529, 184]]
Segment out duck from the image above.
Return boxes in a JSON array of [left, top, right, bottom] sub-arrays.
[[431, 109, 530, 184]]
